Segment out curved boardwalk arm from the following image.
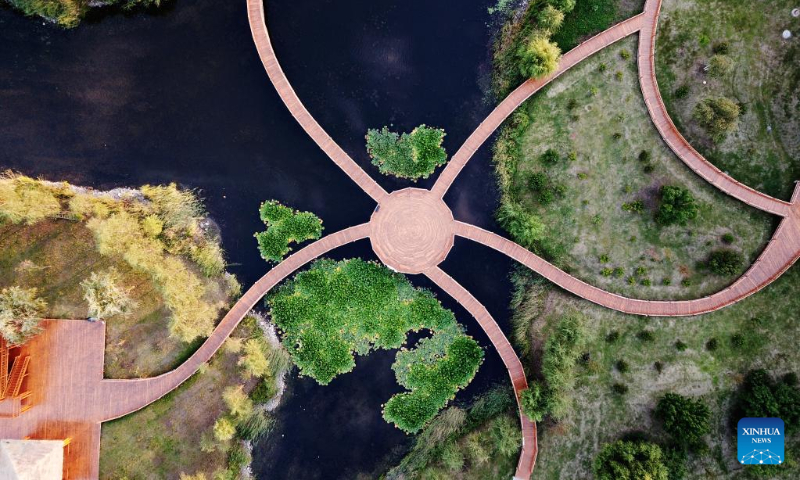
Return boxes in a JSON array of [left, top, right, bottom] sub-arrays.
[[431, 13, 645, 199], [246, 0, 388, 203], [423, 266, 536, 480], [97, 223, 371, 422], [637, 0, 791, 217], [454, 200, 800, 316]]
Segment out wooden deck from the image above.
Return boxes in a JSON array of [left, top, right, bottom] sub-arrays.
[[246, 0, 387, 204], [424, 267, 536, 479]]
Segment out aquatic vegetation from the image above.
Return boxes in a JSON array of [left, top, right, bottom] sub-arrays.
[[254, 200, 323, 262], [268, 258, 483, 433], [366, 125, 448, 180]]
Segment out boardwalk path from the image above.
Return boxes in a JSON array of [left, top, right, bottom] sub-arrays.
[[97, 223, 370, 421], [637, 0, 792, 217], [13, 2, 800, 479]]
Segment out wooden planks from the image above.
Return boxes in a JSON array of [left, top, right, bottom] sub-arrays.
[[423, 267, 537, 479], [246, 0, 388, 204]]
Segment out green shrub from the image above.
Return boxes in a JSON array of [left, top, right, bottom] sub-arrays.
[[438, 442, 464, 472], [638, 150, 651, 162], [540, 148, 560, 166], [693, 97, 740, 141], [655, 393, 711, 447], [622, 200, 644, 214], [637, 330, 655, 342], [736, 370, 800, 430], [612, 383, 629, 395], [654, 361, 664, 374], [249, 378, 276, 404], [491, 415, 521, 457], [675, 340, 688, 351], [0, 286, 46, 345], [254, 200, 323, 262], [706, 338, 718, 351], [721, 233, 735, 244], [593, 440, 668, 480], [366, 125, 448, 180], [605, 330, 620, 343], [708, 55, 733, 77], [81, 268, 136, 319], [620, 49, 631, 60], [268, 258, 483, 433], [656, 186, 699, 226], [516, 34, 561, 79], [520, 383, 547, 422], [674, 85, 690, 99], [227, 442, 250, 472], [707, 249, 744, 276], [730, 333, 745, 349], [615, 359, 629, 374], [538, 4, 564, 31], [712, 41, 730, 55], [496, 202, 546, 249]]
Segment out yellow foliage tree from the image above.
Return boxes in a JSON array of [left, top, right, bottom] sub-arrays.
[[238, 338, 271, 378], [223, 385, 253, 420], [0, 174, 61, 225]]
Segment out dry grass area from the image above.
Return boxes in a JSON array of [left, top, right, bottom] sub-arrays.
[[656, 0, 800, 200], [514, 263, 800, 479], [501, 36, 773, 300], [0, 219, 230, 378]]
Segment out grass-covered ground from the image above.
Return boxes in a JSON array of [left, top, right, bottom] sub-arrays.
[[511, 263, 800, 479], [655, 0, 800, 200], [0, 175, 289, 478], [494, 36, 773, 300]]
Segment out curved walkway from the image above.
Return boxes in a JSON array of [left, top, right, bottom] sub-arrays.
[[431, 13, 645, 198], [97, 223, 370, 421], [246, 0, 387, 203], [424, 267, 536, 479], [637, 0, 792, 217]]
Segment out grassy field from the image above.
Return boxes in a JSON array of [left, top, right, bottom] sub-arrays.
[[513, 262, 800, 479], [496, 36, 774, 300], [655, 0, 800, 200]]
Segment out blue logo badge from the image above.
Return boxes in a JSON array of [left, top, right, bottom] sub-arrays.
[[738, 418, 784, 465]]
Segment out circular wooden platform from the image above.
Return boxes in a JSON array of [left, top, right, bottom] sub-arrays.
[[369, 188, 455, 274]]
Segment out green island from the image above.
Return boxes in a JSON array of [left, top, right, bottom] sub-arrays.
[[254, 200, 323, 263], [366, 125, 448, 180], [267, 258, 483, 433]]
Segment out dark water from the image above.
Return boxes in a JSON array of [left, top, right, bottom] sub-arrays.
[[0, 0, 520, 478]]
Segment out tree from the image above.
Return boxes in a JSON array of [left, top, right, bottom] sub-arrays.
[[0, 287, 46, 345], [693, 97, 740, 141], [516, 34, 561, 79], [593, 440, 669, 480], [656, 186, 699, 226], [548, 0, 576, 13], [655, 393, 711, 447], [212, 416, 236, 442], [737, 369, 800, 431], [81, 269, 136, 319], [365, 125, 448, 180], [708, 55, 733, 77], [538, 5, 564, 32], [520, 383, 548, 422], [707, 249, 744, 276], [223, 385, 253, 420], [496, 202, 546, 249], [238, 338, 271, 378]]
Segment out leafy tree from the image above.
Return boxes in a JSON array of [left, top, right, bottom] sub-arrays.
[[0, 286, 46, 345], [708, 55, 733, 77], [365, 125, 448, 180], [496, 202, 546, 249], [656, 186, 699, 226], [736, 370, 800, 431], [492, 415, 521, 457], [520, 382, 547, 422], [254, 200, 323, 262], [223, 385, 253, 420], [438, 442, 464, 472], [212, 417, 236, 442], [238, 338, 271, 378], [548, 0, 576, 13], [655, 393, 711, 447], [707, 249, 744, 276], [538, 5, 564, 32], [81, 269, 136, 319], [593, 440, 669, 480], [693, 97, 740, 141], [268, 258, 483, 433], [516, 34, 561, 79]]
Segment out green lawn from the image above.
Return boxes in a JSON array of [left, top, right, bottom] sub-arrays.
[[655, 0, 800, 200], [496, 36, 774, 300]]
